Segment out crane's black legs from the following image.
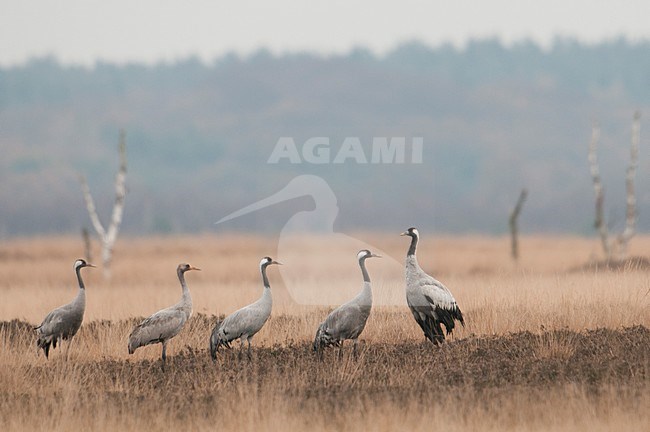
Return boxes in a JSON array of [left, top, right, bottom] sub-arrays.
[[352, 339, 359, 360], [247, 338, 252, 361]]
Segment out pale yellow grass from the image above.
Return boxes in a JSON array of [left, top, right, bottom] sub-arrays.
[[0, 233, 648, 367], [1, 234, 648, 333], [1, 233, 649, 432]]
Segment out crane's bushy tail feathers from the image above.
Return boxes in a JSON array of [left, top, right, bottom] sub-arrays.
[[422, 295, 465, 334], [411, 305, 446, 345], [424, 315, 446, 345], [456, 308, 465, 328], [36, 333, 62, 358], [37, 336, 53, 358], [436, 307, 459, 335], [209, 320, 232, 360], [313, 323, 340, 354]]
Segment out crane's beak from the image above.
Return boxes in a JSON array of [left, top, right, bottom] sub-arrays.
[[371, 254, 382, 258], [400, 231, 408, 236], [87, 263, 97, 268], [190, 266, 201, 271], [272, 261, 283, 266]]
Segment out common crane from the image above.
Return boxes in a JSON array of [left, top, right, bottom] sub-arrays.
[[313, 249, 381, 359], [401, 227, 464, 344], [210, 257, 281, 361], [35, 259, 95, 359], [128, 263, 200, 370]]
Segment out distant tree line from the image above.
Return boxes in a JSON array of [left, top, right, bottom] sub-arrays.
[[0, 38, 648, 237]]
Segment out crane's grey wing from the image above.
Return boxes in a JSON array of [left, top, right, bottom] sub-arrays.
[[37, 307, 66, 335], [36, 303, 84, 357], [219, 305, 270, 342], [413, 275, 464, 335], [128, 309, 186, 352], [415, 274, 458, 309], [37, 303, 83, 338], [322, 302, 370, 341], [36, 307, 67, 358]]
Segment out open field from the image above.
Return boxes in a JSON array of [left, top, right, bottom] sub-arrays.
[[1, 234, 649, 431]]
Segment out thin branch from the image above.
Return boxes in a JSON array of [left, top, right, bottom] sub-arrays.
[[79, 174, 107, 239]]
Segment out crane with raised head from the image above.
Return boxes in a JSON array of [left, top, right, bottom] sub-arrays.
[[128, 263, 200, 370], [36, 259, 95, 359], [401, 227, 464, 345], [313, 249, 381, 359], [210, 257, 281, 361]]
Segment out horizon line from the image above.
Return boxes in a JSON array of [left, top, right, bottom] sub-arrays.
[[2, 34, 649, 69]]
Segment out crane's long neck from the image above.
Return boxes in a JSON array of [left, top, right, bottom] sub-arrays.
[[73, 267, 87, 308], [407, 235, 418, 257], [357, 258, 372, 306], [177, 268, 192, 307], [259, 264, 273, 308], [405, 236, 422, 281], [359, 257, 371, 283], [405, 247, 423, 291], [76, 266, 86, 290], [261, 264, 271, 290]]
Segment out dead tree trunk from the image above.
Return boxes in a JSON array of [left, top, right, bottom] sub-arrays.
[[588, 113, 641, 262], [509, 189, 527, 261], [82, 227, 92, 263], [80, 131, 127, 279], [588, 122, 612, 260], [617, 111, 641, 259]]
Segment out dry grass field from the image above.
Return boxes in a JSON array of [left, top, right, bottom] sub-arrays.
[[1, 233, 649, 431]]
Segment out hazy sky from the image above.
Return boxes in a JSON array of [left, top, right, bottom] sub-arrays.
[[2, 0, 649, 66]]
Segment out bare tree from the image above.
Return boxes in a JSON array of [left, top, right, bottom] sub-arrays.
[[509, 189, 527, 261], [588, 112, 641, 262], [588, 122, 611, 259], [80, 131, 127, 279], [81, 227, 92, 263], [618, 111, 641, 259]]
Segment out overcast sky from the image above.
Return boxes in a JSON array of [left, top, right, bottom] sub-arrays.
[[1, 0, 649, 66]]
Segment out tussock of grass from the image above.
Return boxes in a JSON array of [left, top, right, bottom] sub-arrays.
[[1, 317, 649, 432]]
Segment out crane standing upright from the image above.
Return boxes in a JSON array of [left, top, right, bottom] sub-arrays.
[[128, 263, 200, 371], [313, 249, 381, 359], [401, 227, 464, 345], [36, 259, 95, 359], [210, 257, 281, 361]]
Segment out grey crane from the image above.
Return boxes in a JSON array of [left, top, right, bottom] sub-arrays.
[[35, 259, 95, 359], [128, 263, 200, 370], [210, 257, 281, 361], [401, 227, 464, 345], [313, 249, 381, 359]]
